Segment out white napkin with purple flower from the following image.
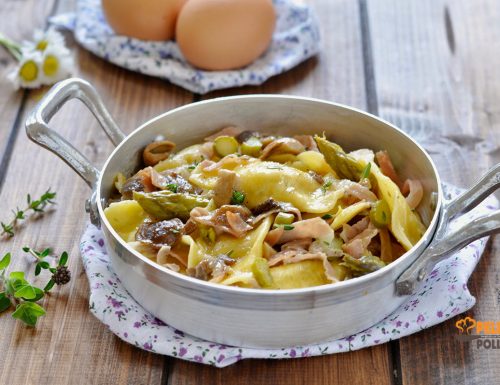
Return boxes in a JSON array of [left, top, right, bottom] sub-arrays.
[[79, 183, 498, 367]]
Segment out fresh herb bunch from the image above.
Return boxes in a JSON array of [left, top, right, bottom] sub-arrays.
[[1, 189, 56, 237], [0, 248, 70, 326]]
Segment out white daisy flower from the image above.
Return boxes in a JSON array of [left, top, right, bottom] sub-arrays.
[[22, 27, 69, 55], [4, 27, 75, 89], [7, 50, 44, 89], [39, 45, 75, 85]]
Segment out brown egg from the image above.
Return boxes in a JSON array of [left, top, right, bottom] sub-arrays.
[[102, 0, 187, 41], [176, 0, 276, 71]]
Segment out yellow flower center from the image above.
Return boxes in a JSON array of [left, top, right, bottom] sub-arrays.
[[43, 55, 59, 77], [36, 40, 48, 51], [19, 60, 38, 82]]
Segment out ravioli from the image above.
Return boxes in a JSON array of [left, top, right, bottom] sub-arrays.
[[236, 161, 344, 213]]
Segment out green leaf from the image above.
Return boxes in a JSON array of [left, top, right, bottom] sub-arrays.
[[9, 272, 27, 291], [40, 248, 51, 258], [41, 190, 56, 202], [360, 162, 371, 180], [321, 180, 333, 193], [9, 271, 25, 281], [35, 264, 42, 276], [58, 251, 68, 267], [230, 190, 245, 205], [12, 302, 46, 327], [0, 292, 11, 312], [39, 261, 50, 269], [14, 284, 37, 300], [0, 253, 11, 270], [4, 278, 15, 296], [22, 246, 30, 253], [10, 278, 29, 292], [43, 279, 55, 292], [166, 183, 178, 193], [1, 222, 14, 236], [283, 225, 295, 231], [24, 287, 44, 302]]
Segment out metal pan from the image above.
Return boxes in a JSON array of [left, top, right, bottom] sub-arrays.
[[25, 78, 500, 348]]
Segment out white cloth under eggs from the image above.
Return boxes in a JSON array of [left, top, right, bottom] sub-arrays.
[[50, 0, 321, 94]]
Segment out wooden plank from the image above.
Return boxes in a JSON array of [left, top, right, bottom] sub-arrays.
[[0, 2, 194, 384], [167, 1, 395, 384], [168, 345, 391, 385], [0, 0, 57, 180], [366, 0, 500, 384]]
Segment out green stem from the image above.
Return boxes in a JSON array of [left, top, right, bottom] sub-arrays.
[[26, 248, 41, 261], [0, 32, 22, 61]]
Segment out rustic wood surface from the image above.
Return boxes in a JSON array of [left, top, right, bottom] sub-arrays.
[[0, 0, 498, 384]]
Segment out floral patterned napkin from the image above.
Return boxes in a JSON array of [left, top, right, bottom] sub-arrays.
[[50, 0, 321, 94], [79, 183, 498, 367]]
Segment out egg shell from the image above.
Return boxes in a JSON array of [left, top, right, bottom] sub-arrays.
[[102, 0, 187, 41], [176, 0, 276, 71]]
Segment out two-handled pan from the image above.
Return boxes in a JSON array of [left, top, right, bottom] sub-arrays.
[[25, 78, 500, 348]]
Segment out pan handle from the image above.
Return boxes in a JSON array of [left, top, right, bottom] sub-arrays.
[[396, 163, 500, 296], [25, 78, 126, 226], [25, 77, 125, 188]]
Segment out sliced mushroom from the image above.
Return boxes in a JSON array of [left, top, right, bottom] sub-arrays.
[[150, 167, 201, 194], [186, 254, 236, 281], [260, 137, 305, 160], [236, 130, 259, 143], [251, 198, 302, 223], [189, 205, 253, 238], [122, 168, 156, 200], [294, 135, 318, 151], [204, 126, 243, 142], [402, 179, 424, 210], [136, 218, 184, 248], [212, 169, 237, 207], [143, 140, 176, 166]]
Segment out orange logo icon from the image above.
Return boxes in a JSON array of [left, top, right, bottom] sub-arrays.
[[455, 317, 476, 334]]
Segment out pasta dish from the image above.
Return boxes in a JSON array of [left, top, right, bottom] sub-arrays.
[[104, 127, 426, 289]]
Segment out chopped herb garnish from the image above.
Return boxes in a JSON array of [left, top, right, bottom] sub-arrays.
[[227, 250, 234, 257], [360, 162, 371, 180], [283, 225, 294, 231], [166, 183, 178, 193], [266, 166, 283, 170], [230, 190, 245, 205], [321, 213, 333, 220], [321, 180, 333, 193], [187, 160, 200, 170]]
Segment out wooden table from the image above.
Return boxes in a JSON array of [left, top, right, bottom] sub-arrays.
[[1, 0, 499, 384]]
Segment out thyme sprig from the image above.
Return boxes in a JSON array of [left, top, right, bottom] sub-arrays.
[[0, 248, 70, 326], [1, 189, 56, 237]]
